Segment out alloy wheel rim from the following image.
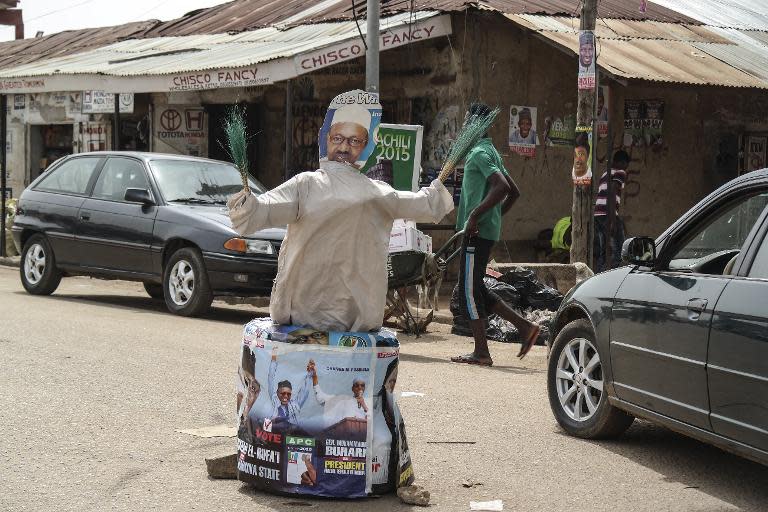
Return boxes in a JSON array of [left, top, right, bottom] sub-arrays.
[[555, 337, 604, 422], [24, 243, 46, 285], [168, 259, 195, 306]]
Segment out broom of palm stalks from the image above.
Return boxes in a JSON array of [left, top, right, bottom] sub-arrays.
[[437, 106, 500, 183], [222, 106, 251, 194]]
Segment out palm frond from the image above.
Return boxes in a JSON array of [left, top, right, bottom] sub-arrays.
[[222, 106, 250, 192], [438, 107, 500, 182]]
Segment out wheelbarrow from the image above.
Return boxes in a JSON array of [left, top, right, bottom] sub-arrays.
[[384, 230, 464, 336]]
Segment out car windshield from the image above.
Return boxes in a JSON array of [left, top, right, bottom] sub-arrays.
[[150, 159, 266, 204]]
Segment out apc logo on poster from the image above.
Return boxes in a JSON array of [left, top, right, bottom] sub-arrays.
[[286, 436, 315, 447]]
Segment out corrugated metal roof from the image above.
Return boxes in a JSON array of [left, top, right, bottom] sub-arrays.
[[0, 1, 19, 8], [511, 13, 768, 88], [0, 11, 441, 78], [651, 0, 768, 30], [0, 21, 159, 69], [142, 0, 698, 36]]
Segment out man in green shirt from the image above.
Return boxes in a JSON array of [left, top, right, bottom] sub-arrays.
[[452, 103, 540, 367]]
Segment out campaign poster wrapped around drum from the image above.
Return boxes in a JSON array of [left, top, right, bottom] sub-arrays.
[[236, 318, 414, 498], [360, 124, 424, 192]]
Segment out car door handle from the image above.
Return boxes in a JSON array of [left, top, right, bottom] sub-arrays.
[[79, 213, 90, 221], [687, 298, 708, 313]]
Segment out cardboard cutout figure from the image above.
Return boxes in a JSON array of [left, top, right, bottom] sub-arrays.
[[227, 90, 453, 332]]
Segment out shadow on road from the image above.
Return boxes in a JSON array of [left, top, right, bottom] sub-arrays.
[[398, 352, 544, 374], [235, 483, 412, 511], [13, 291, 264, 325], [573, 420, 768, 510]]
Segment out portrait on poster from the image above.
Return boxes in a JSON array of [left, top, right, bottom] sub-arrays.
[[572, 128, 593, 186], [578, 31, 596, 90], [597, 86, 609, 138], [508, 105, 537, 157], [318, 90, 382, 170]]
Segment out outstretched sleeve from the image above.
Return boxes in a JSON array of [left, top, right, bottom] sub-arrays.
[[313, 384, 330, 405], [227, 176, 302, 235], [387, 179, 454, 223]]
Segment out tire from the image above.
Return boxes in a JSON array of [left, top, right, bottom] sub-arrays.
[[162, 247, 213, 317], [20, 234, 62, 296], [547, 318, 634, 439], [143, 282, 164, 299]]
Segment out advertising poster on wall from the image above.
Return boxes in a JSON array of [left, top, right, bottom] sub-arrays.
[[318, 90, 382, 171], [572, 126, 593, 186], [578, 31, 596, 90], [746, 136, 767, 173], [623, 99, 644, 147], [359, 124, 423, 192], [643, 99, 664, 146], [508, 106, 538, 157], [154, 105, 207, 155], [597, 86, 609, 138], [547, 115, 576, 146], [236, 318, 414, 498], [82, 91, 134, 114]]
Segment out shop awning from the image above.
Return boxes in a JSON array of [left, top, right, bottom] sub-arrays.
[[0, 11, 451, 94]]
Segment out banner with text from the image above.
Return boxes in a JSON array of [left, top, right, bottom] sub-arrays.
[[237, 318, 413, 497], [360, 124, 423, 192]]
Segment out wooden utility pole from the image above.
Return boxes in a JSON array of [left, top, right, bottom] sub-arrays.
[[570, 0, 598, 264]]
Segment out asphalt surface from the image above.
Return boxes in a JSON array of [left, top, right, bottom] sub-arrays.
[[2, 266, 767, 512]]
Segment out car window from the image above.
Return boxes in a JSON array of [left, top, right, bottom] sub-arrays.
[[748, 233, 768, 279], [35, 157, 100, 195], [149, 159, 266, 204], [669, 192, 768, 272], [92, 158, 150, 202]]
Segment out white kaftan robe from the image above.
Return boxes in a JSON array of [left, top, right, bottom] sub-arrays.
[[227, 161, 453, 332]]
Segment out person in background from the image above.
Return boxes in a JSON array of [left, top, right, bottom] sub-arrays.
[[593, 150, 630, 272], [451, 103, 541, 367]]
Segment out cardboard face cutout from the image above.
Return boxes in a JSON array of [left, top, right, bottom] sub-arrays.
[[319, 90, 382, 170]]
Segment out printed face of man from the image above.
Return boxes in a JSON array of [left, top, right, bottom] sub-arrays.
[[574, 146, 589, 176], [327, 122, 368, 167], [290, 328, 328, 345], [351, 381, 365, 397], [519, 117, 532, 138], [277, 387, 292, 405], [580, 41, 594, 67]]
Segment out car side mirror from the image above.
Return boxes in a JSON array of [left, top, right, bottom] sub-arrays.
[[622, 237, 656, 267], [124, 188, 154, 205]]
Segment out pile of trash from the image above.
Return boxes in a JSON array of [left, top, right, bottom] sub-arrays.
[[450, 267, 562, 346]]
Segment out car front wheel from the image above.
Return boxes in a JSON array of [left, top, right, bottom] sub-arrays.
[[20, 234, 62, 295], [163, 247, 213, 317], [547, 318, 634, 439]]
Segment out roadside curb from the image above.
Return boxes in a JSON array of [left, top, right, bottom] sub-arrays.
[[0, 256, 20, 268]]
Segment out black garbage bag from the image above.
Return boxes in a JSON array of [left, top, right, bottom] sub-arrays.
[[484, 276, 522, 308], [498, 267, 539, 296], [527, 286, 563, 311], [487, 316, 519, 343]]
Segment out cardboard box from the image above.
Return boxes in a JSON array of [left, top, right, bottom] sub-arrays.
[[389, 226, 432, 253]]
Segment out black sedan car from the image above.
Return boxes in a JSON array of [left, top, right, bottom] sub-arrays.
[[548, 169, 768, 466], [12, 152, 284, 316]]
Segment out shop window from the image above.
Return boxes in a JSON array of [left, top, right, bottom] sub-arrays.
[[92, 158, 150, 202], [36, 157, 100, 195]]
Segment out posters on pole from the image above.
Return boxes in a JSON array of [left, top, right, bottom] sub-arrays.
[[236, 318, 413, 498], [572, 126, 593, 186], [547, 115, 576, 146], [360, 124, 423, 192], [82, 91, 134, 114], [578, 31, 596, 90], [508, 106, 538, 157], [319, 90, 382, 171], [597, 86, 609, 139], [622, 99, 664, 147]]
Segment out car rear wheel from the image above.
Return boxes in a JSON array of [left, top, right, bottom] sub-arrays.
[[20, 234, 62, 295], [163, 247, 213, 317], [547, 318, 634, 439], [143, 282, 164, 299]]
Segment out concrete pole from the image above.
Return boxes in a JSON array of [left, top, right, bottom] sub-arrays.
[[570, 0, 597, 265], [113, 93, 121, 151], [1, 94, 6, 257], [366, 0, 380, 93]]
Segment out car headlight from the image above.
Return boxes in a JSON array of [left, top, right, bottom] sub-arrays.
[[224, 237, 275, 255]]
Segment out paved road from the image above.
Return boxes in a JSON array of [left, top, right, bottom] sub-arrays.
[[1, 266, 767, 511]]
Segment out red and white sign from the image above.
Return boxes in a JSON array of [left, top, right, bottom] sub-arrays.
[[295, 16, 452, 73]]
